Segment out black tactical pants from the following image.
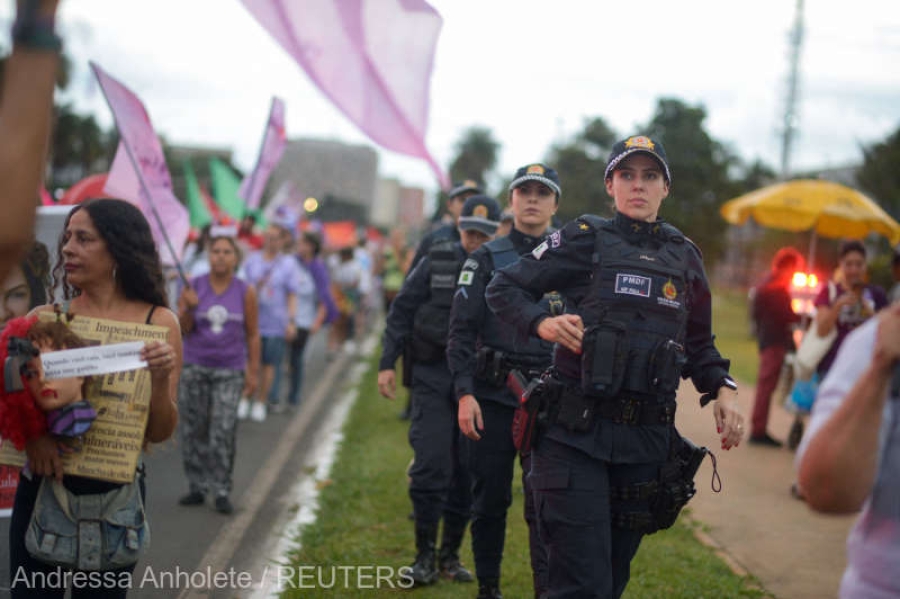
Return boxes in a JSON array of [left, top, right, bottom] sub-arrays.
[[407, 361, 471, 529], [462, 400, 548, 592], [530, 436, 659, 599]]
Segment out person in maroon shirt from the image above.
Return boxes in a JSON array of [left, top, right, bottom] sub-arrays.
[[749, 248, 802, 446]]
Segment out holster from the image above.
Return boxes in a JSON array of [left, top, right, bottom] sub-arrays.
[[649, 430, 710, 532], [508, 370, 545, 455]]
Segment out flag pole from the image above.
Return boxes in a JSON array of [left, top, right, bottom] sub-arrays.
[[242, 97, 277, 213], [90, 62, 188, 287]]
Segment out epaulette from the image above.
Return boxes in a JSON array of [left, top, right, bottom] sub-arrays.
[[573, 214, 606, 234]]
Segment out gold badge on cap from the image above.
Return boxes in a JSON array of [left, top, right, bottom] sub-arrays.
[[463, 179, 479, 188], [473, 205, 488, 218], [526, 164, 545, 175], [625, 136, 655, 150]]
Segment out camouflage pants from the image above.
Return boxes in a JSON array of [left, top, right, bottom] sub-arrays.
[[179, 364, 244, 498]]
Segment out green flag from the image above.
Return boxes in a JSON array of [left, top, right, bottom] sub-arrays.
[[182, 159, 211, 229], [209, 158, 247, 220]]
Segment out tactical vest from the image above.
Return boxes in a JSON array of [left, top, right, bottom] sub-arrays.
[[411, 241, 463, 361], [480, 236, 555, 368], [578, 216, 693, 399]]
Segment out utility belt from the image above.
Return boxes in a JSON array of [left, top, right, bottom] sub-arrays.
[[547, 377, 676, 433], [475, 347, 547, 388], [506, 371, 676, 456]]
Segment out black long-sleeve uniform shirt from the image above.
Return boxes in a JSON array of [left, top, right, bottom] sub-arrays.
[[485, 213, 731, 401], [447, 227, 546, 404]]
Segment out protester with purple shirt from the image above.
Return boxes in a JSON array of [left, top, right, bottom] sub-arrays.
[[177, 235, 260, 514], [298, 231, 339, 325], [238, 218, 301, 422]]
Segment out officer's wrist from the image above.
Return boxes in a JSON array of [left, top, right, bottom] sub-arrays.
[[715, 377, 738, 398]]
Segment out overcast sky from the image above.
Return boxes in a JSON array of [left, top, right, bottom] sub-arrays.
[[3, 1, 899, 197]]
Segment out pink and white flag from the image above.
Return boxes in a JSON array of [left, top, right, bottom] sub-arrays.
[[240, 0, 449, 189], [239, 97, 287, 210], [92, 62, 189, 268]]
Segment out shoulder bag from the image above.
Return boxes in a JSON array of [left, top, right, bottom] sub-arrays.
[[794, 282, 837, 381], [25, 472, 149, 571]]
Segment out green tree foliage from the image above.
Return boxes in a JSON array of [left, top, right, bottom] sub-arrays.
[[50, 104, 113, 188], [431, 126, 501, 221], [641, 98, 744, 262], [856, 124, 900, 219], [547, 117, 618, 221], [448, 125, 500, 185]]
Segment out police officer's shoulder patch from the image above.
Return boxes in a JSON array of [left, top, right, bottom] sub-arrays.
[[457, 270, 474, 286], [532, 240, 550, 260], [462, 258, 478, 271]]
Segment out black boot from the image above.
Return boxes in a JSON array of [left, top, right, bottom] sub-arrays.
[[408, 526, 439, 586], [476, 578, 503, 598], [438, 521, 474, 582]]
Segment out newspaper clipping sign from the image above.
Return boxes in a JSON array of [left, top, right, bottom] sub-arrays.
[[0, 313, 167, 483]]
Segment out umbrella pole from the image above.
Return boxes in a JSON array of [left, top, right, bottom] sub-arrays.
[[807, 230, 817, 273]]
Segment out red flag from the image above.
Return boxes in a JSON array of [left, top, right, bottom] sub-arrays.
[[239, 97, 287, 209], [92, 63, 189, 269], [240, 0, 448, 189]]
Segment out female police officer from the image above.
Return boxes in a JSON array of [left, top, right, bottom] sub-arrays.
[[485, 136, 744, 598]]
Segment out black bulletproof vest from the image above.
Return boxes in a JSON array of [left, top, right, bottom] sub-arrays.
[[579, 216, 692, 397], [412, 241, 463, 349], [480, 236, 555, 367]]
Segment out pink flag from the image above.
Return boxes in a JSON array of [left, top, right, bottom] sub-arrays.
[[239, 97, 287, 210], [91, 63, 189, 269], [240, 0, 449, 189]]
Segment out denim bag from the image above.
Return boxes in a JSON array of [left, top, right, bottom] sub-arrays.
[[25, 474, 149, 571]]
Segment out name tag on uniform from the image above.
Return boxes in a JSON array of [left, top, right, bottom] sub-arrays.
[[458, 271, 474, 286], [615, 273, 651, 297]]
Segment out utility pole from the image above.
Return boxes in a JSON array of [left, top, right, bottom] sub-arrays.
[[780, 0, 804, 179]]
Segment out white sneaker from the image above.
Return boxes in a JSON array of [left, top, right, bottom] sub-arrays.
[[237, 398, 250, 420], [250, 402, 267, 422]]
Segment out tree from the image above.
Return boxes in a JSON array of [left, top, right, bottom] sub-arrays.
[[856, 125, 900, 219], [448, 126, 500, 186], [546, 116, 617, 221], [427, 126, 501, 222], [641, 98, 743, 262]]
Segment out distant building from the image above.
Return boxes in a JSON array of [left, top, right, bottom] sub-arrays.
[[267, 138, 378, 224], [371, 179, 425, 230]]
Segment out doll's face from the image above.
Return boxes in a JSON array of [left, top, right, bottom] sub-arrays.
[[24, 340, 85, 412]]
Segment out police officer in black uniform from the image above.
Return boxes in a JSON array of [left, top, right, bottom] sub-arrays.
[[399, 180, 484, 420], [448, 164, 561, 599], [409, 179, 483, 271], [378, 195, 502, 586], [485, 137, 744, 598]]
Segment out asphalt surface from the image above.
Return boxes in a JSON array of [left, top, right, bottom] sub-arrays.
[[0, 330, 358, 599], [675, 380, 856, 599], [0, 333, 858, 599]]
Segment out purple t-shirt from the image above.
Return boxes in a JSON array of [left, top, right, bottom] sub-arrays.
[[813, 281, 887, 374], [241, 252, 302, 337], [183, 275, 249, 369]]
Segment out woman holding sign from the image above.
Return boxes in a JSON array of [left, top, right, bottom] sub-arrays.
[[9, 198, 181, 598]]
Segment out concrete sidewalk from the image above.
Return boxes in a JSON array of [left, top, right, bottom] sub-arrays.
[[675, 382, 855, 599]]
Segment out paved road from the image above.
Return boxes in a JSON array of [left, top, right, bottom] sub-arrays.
[[676, 381, 856, 599], [0, 330, 357, 599]]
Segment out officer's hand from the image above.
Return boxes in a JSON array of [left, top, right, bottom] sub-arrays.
[[458, 394, 483, 441], [537, 314, 584, 354], [713, 388, 743, 450], [377, 369, 396, 400]]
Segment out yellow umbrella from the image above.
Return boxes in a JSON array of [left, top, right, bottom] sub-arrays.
[[720, 179, 900, 245]]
